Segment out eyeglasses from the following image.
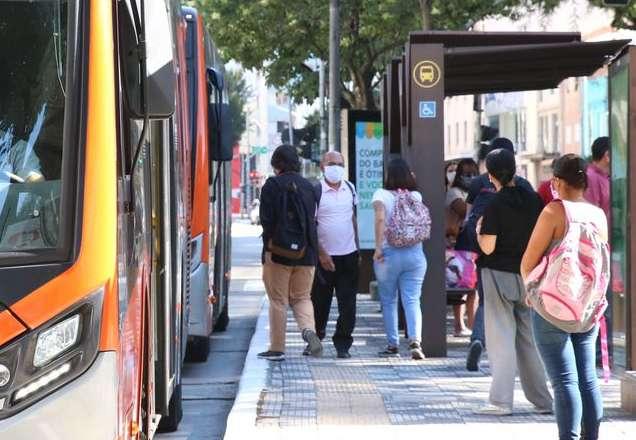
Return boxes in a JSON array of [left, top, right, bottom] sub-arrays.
[[325, 161, 344, 167]]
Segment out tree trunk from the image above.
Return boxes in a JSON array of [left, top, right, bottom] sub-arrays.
[[348, 68, 376, 110], [419, 0, 432, 31]]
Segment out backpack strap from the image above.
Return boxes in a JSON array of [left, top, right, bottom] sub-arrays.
[[313, 181, 322, 208], [344, 180, 356, 210], [600, 316, 611, 383]]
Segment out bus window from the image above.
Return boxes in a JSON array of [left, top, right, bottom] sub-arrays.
[[0, 1, 68, 253]]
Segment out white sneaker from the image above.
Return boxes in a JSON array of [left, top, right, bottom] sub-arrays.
[[473, 403, 512, 416]]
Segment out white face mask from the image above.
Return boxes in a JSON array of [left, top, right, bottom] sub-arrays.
[[324, 165, 345, 183], [446, 171, 456, 184]]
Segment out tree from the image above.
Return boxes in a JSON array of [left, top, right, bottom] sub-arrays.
[[587, 1, 636, 29], [225, 68, 249, 147], [194, 0, 561, 110]]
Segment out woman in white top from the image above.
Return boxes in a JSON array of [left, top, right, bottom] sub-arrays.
[[445, 158, 479, 337], [372, 158, 427, 360]]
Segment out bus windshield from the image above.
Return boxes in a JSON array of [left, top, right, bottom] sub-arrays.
[[0, 1, 68, 253]]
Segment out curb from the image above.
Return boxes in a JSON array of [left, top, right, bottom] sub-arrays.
[[223, 294, 273, 440]]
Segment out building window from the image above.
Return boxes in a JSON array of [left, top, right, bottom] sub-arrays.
[[455, 122, 459, 148], [551, 113, 560, 152], [515, 111, 527, 152], [464, 121, 468, 146]]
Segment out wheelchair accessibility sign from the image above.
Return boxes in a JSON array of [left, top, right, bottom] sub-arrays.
[[419, 101, 437, 119]]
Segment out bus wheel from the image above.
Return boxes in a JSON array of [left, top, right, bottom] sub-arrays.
[[214, 301, 229, 332], [185, 336, 210, 363], [157, 383, 183, 433]]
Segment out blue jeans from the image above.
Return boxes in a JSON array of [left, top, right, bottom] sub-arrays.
[[532, 312, 603, 440], [374, 245, 427, 347], [470, 269, 486, 346]]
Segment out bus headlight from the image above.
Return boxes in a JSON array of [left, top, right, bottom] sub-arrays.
[[33, 314, 80, 367], [0, 364, 10, 387], [0, 287, 103, 419]]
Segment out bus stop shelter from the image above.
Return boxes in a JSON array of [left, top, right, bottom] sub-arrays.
[[382, 31, 629, 361]]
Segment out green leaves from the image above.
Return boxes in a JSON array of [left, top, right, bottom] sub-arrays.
[[193, 0, 570, 110], [226, 68, 249, 146]]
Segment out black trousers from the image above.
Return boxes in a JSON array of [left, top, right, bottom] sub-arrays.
[[311, 251, 359, 351]]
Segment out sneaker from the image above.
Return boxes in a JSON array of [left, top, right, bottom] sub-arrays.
[[466, 340, 483, 372], [336, 349, 351, 359], [302, 329, 323, 357], [378, 346, 400, 357], [473, 403, 512, 416], [409, 342, 425, 360], [302, 344, 311, 356], [257, 350, 285, 361]]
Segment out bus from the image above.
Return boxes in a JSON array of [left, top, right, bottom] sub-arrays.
[[182, 6, 233, 362], [0, 1, 231, 437]]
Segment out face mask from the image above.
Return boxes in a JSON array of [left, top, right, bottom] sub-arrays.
[[460, 175, 474, 188], [446, 171, 456, 184], [324, 165, 345, 183]]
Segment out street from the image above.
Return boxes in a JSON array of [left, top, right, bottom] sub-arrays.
[[157, 220, 264, 440]]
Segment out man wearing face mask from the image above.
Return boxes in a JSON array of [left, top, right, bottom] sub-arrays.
[[310, 151, 359, 359]]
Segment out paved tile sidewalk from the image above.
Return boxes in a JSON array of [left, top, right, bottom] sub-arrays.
[[227, 294, 636, 439]]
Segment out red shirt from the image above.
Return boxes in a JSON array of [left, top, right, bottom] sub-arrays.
[[584, 163, 610, 222], [537, 180, 553, 206]]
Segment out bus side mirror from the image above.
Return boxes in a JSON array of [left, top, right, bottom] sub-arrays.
[[119, 1, 176, 119], [143, 1, 176, 118], [207, 68, 233, 161]]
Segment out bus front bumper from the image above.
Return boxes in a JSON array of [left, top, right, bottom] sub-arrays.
[[0, 351, 118, 440]]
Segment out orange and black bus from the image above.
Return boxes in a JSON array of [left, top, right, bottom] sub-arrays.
[[183, 6, 233, 362], [0, 1, 229, 438]]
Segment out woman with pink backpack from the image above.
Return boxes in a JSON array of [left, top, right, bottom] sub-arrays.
[[522, 154, 610, 440], [372, 158, 431, 360]]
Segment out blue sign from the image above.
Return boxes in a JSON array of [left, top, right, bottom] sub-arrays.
[[419, 101, 437, 119]]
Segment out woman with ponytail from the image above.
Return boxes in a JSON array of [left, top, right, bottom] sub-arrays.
[[473, 148, 553, 416], [522, 154, 609, 440]]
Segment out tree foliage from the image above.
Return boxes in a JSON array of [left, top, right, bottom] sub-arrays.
[[194, 0, 561, 110], [588, 1, 636, 30], [225, 68, 249, 146]]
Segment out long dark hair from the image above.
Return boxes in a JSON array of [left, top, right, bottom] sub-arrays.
[[486, 148, 516, 186], [271, 144, 300, 173], [385, 158, 417, 191]]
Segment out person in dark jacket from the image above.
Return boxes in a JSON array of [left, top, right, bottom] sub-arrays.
[[473, 148, 552, 416], [257, 145, 323, 361]]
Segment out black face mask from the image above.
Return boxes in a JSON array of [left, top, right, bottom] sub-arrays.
[[459, 175, 475, 188]]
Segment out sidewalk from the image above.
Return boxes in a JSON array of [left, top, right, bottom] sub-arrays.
[[224, 292, 636, 439]]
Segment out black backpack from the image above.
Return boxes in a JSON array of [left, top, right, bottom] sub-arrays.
[[268, 178, 309, 260]]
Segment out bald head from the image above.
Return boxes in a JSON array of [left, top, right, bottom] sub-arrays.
[[321, 151, 344, 170]]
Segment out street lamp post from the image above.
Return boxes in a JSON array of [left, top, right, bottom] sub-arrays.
[[328, 0, 341, 152]]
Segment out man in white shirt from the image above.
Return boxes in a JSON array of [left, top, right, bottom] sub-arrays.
[[310, 151, 359, 359]]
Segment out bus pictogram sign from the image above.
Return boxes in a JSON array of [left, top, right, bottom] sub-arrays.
[[412, 60, 441, 88]]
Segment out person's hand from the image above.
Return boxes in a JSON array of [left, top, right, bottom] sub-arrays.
[[319, 252, 336, 272], [373, 248, 384, 263]]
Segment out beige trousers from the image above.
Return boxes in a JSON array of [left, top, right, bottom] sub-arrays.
[[262, 253, 316, 352]]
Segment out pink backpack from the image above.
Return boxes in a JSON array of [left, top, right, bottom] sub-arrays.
[[525, 200, 610, 333], [445, 249, 477, 289], [385, 189, 431, 247]]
